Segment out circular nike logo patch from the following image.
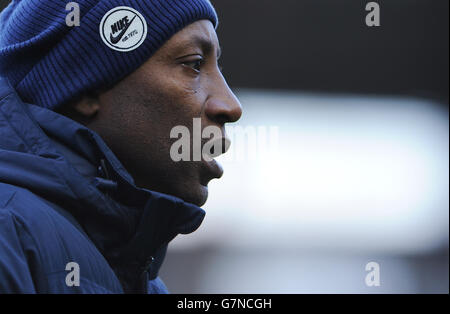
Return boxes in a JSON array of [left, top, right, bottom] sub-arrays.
[[99, 6, 147, 52]]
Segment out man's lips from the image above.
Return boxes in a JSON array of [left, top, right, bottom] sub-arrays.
[[206, 157, 223, 178], [200, 137, 228, 186], [200, 157, 223, 187], [205, 137, 231, 157]]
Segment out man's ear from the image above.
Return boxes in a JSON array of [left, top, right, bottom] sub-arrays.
[[73, 95, 101, 117], [57, 93, 101, 126]]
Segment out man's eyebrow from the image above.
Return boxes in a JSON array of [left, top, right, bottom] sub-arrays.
[[176, 35, 222, 59]]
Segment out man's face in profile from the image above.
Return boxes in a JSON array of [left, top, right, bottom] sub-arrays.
[[85, 20, 242, 206]]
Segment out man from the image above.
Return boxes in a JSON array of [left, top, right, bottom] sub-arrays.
[[0, 0, 242, 293]]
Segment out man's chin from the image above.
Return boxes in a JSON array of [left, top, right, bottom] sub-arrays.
[[177, 184, 208, 207], [141, 179, 209, 206]]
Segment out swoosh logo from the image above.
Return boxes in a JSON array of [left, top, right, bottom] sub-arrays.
[[110, 14, 137, 44]]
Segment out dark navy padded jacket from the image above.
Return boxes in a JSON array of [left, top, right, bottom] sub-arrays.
[[0, 77, 205, 293]]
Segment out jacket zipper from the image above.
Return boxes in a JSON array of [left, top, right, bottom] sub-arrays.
[[140, 256, 155, 294]]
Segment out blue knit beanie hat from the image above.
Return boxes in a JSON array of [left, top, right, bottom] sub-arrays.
[[0, 0, 218, 110]]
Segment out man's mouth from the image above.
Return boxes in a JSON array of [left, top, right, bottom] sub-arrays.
[[200, 158, 223, 187], [206, 157, 224, 178], [200, 137, 229, 186], [205, 137, 231, 157]]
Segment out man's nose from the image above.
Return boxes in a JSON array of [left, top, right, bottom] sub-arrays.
[[204, 76, 243, 125]]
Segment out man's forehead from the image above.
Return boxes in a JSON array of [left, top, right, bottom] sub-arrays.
[[167, 21, 221, 56]]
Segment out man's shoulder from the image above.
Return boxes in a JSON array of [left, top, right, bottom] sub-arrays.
[[0, 181, 86, 259], [0, 182, 124, 293], [0, 182, 61, 228], [0, 181, 96, 256]]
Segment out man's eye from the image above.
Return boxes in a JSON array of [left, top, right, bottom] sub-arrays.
[[183, 59, 203, 72]]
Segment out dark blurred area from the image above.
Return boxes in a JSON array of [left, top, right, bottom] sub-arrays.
[[213, 0, 449, 105], [0, 0, 8, 12]]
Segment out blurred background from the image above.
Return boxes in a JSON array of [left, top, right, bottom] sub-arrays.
[[159, 0, 449, 293]]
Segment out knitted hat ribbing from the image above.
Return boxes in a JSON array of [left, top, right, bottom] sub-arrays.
[[0, 0, 218, 110]]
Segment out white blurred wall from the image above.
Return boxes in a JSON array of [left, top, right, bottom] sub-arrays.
[[160, 90, 449, 293]]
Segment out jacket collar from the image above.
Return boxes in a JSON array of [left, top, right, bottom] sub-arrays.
[[0, 77, 205, 290]]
